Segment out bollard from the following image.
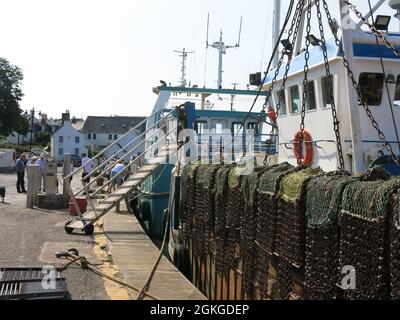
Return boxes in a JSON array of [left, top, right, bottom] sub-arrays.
[[63, 154, 72, 196], [26, 165, 40, 208], [45, 157, 58, 195]]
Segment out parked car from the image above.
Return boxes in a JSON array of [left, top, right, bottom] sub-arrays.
[[30, 147, 49, 156]]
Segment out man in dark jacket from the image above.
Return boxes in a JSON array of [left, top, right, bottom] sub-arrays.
[[16, 154, 27, 193]]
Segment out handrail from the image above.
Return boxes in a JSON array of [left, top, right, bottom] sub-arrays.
[[65, 108, 168, 179], [73, 122, 174, 196], [87, 129, 179, 199], [77, 109, 174, 183]]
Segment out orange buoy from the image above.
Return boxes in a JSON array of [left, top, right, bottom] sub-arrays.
[[268, 106, 277, 124], [293, 130, 314, 166]]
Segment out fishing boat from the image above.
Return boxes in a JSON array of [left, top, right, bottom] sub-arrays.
[[64, 0, 400, 300]]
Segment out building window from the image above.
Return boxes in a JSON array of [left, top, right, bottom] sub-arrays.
[[58, 148, 63, 155], [321, 75, 335, 108], [93, 134, 97, 139], [359, 73, 384, 106], [75, 148, 79, 156], [88, 134, 91, 139], [195, 121, 208, 135], [275, 90, 287, 116], [114, 134, 118, 140], [289, 85, 300, 114], [59, 136, 63, 144], [305, 81, 316, 111], [394, 75, 400, 107], [75, 136, 80, 143], [109, 134, 112, 140]]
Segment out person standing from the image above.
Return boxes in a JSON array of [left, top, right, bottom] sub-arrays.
[[81, 153, 94, 185], [16, 154, 27, 193]]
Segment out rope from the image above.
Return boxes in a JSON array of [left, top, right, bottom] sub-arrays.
[[228, 0, 296, 150], [58, 253, 160, 300]]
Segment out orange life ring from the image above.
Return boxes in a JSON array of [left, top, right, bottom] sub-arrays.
[[293, 130, 314, 166], [268, 106, 277, 124]]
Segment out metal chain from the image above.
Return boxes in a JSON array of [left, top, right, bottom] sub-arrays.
[[315, 0, 345, 170], [345, 1, 400, 57], [323, 0, 400, 165], [297, 0, 312, 165], [262, 0, 306, 165]]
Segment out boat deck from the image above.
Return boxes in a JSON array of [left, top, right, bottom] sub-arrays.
[[103, 209, 206, 300]]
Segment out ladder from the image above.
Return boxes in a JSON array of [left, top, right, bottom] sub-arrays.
[[64, 162, 161, 235], [63, 108, 178, 235]]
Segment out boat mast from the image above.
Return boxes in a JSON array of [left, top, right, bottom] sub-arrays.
[[272, 0, 281, 69], [174, 48, 195, 88], [207, 15, 242, 89], [339, 0, 364, 173]]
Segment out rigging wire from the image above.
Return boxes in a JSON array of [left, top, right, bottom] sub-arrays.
[[367, 0, 400, 153], [260, 1, 273, 72], [233, 0, 296, 139]]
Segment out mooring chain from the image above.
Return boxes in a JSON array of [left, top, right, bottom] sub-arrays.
[[315, 0, 345, 170], [345, 1, 400, 58], [297, 0, 312, 165], [262, 0, 306, 165], [323, 0, 400, 165]]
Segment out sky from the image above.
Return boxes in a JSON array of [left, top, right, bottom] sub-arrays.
[[0, 0, 397, 120]]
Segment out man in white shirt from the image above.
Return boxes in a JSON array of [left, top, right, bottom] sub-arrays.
[[81, 153, 94, 185]]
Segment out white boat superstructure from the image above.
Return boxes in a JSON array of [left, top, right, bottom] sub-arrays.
[[264, 0, 400, 174]]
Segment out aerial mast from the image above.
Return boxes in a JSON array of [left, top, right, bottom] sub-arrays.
[[174, 48, 195, 87], [206, 14, 242, 89], [272, 0, 281, 69]]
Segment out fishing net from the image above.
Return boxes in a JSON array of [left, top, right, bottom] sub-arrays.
[[240, 167, 269, 298], [214, 165, 233, 274], [303, 172, 358, 300], [275, 167, 322, 267], [224, 167, 244, 272], [181, 164, 200, 245], [339, 176, 400, 300], [254, 163, 295, 298], [192, 165, 220, 257], [270, 259, 292, 300], [391, 193, 400, 299]]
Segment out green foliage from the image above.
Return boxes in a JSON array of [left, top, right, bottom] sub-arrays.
[[0, 57, 25, 137], [35, 131, 51, 147]]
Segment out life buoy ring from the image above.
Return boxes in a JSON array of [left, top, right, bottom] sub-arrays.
[[268, 106, 277, 124], [293, 130, 314, 165]]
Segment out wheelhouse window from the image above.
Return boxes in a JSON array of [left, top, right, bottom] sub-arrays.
[[359, 73, 384, 106], [394, 75, 400, 107], [305, 81, 316, 111], [247, 122, 259, 135], [321, 75, 335, 108], [289, 85, 300, 114], [195, 121, 208, 135], [232, 122, 244, 135], [275, 90, 287, 116]]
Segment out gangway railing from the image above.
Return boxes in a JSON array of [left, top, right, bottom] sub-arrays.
[[64, 108, 177, 217]]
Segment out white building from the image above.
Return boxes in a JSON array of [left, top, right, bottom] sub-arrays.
[[51, 121, 87, 161], [82, 116, 146, 160]]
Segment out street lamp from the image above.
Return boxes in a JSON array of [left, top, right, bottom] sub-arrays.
[[26, 107, 41, 151]]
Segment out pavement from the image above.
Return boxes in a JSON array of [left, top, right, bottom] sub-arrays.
[[0, 169, 109, 300], [0, 168, 205, 300], [103, 210, 206, 300]]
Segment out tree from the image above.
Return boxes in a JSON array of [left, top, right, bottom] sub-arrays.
[[35, 131, 51, 147], [0, 57, 25, 137]]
